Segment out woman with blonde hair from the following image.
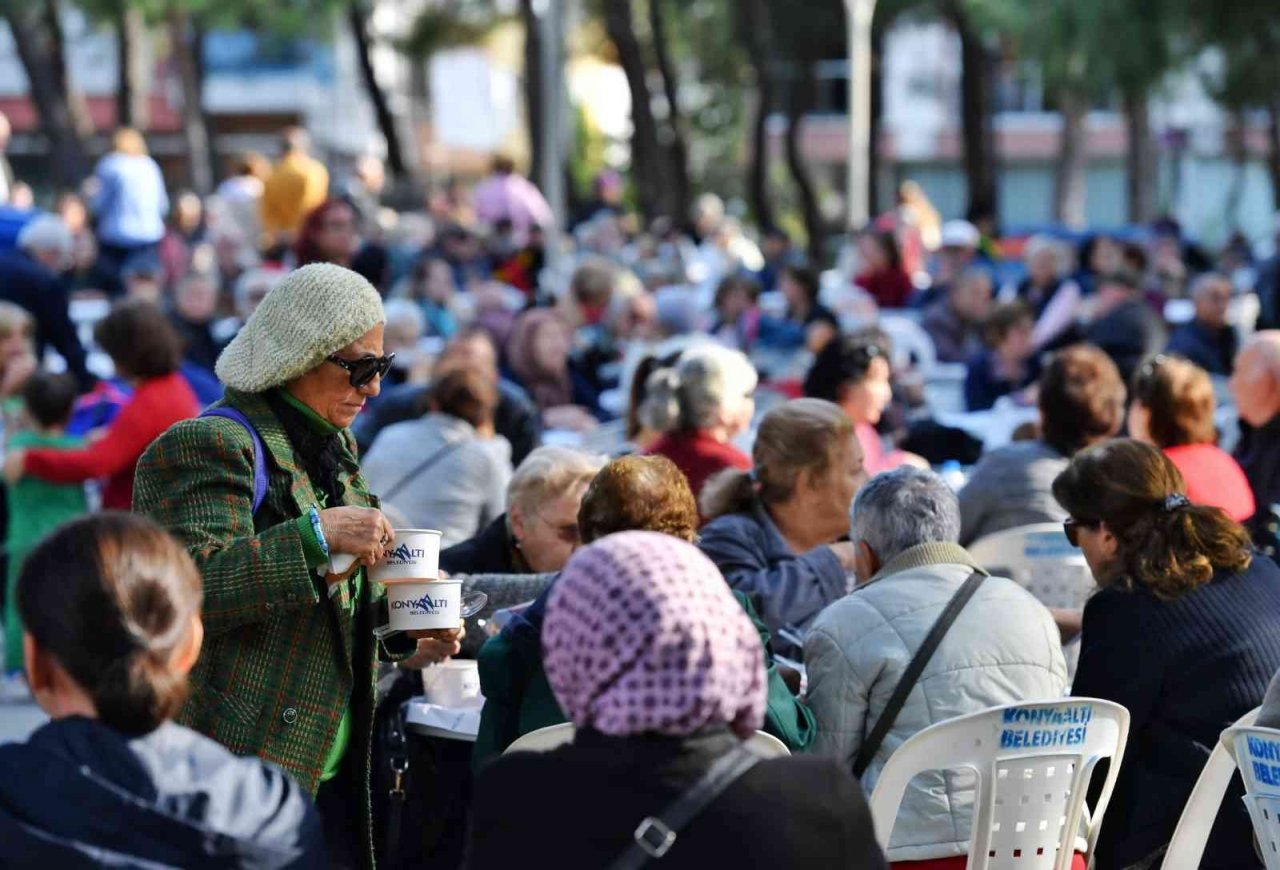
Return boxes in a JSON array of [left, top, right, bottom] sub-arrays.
[[0, 302, 36, 411], [91, 127, 168, 297], [1054, 440, 1280, 868], [699, 398, 865, 639]]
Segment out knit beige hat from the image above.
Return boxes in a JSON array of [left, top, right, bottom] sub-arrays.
[[216, 263, 385, 393]]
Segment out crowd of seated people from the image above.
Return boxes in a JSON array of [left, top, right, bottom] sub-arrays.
[[4, 115, 1280, 869]]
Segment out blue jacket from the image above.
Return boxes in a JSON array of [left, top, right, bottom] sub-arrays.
[[0, 250, 93, 390], [0, 716, 323, 868], [1166, 319, 1238, 377], [92, 153, 168, 247], [698, 501, 848, 643]]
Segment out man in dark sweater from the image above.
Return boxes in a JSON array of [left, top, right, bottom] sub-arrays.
[[1166, 273, 1238, 376], [1231, 331, 1280, 558], [1084, 271, 1167, 387], [0, 216, 93, 390]]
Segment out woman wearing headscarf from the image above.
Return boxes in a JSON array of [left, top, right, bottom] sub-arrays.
[[466, 532, 884, 869], [133, 263, 462, 868], [504, 307, 603, 431]]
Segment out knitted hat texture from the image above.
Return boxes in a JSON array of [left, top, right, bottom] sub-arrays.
[[215, 263, 385, 392]]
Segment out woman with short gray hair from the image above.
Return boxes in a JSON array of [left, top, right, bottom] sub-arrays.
[[643, 343, 757, 501]]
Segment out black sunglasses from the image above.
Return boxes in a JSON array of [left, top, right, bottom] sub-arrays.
[[1063, 517, 1101, 548], [327, 353, 396, 388]]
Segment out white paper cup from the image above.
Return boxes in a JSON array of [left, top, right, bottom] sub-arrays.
[[370, 529, 442, 584], [422, 660, 481, 708], [386, 580, 462, 631]]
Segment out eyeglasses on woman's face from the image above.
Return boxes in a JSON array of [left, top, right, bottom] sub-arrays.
[[1063, 517, 1102, 548], [326, 353, 396, 389]]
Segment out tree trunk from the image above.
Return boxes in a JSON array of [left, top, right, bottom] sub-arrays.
[[946, 0, 998, 221], [1123, 89, 1156, 223], [602, 0, 665, 221], [347, 0, 407, 178], [786, 61, 824, 263], [647, 0, 691, 226], [520, 0, 545, 192], [2, 5, 90, 188], [868, 23, 886, 218], [1223, 110, 1248, 233], [43, 0, 93, 140], [167, 5, 213, 194], [1053, 90, 1087, 226], [739, 0, 776, 231], [115, 1, 149, 129]]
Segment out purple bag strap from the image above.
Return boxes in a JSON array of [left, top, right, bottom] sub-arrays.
[[201, 407, 269, 514]]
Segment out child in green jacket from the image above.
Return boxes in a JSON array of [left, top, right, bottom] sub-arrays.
[[2, 373, 88, 700]]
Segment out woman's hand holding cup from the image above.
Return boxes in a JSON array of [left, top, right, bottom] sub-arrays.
[[319, 507, 396, 572]]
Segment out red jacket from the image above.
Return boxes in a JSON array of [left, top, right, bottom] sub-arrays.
[[646, 430, 752, 505], [855, 267, 914, 309], [1163, 443, 1256, 523], [24, 372, 200, 510]]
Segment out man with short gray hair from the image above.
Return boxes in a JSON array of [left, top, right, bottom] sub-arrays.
[[0, 214, 91, 389], [805, 467, 1067, 864]]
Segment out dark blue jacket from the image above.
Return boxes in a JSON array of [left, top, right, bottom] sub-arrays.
[[0, 717, 323, 868], [964, 349, 1040, 411], [0, 249, 93, 390], [698, 501, 848, 644], [1166, 319, 1238, 377], [1072, 555, 1280, 869]]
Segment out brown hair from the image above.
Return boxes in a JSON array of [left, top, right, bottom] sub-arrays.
[[701, 398, 853, 521], [112, 127, 148, 157], [426, 365, 497, 430], [1130, 354, 1217, 448], [94, 300, 183, 380], [1052, 439, 1251, 599], [18, 512, 203, 735], [579, 455, 698, 544], [982, 301, 1034, 348], [1038, 344, 1126, 456]]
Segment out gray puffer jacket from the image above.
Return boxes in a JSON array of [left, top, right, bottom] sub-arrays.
[[804, 541, 1068, 863]]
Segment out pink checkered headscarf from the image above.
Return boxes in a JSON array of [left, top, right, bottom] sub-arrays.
[[543, 531, 766, 740]]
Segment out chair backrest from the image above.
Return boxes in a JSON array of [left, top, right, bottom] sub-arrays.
[[879, 313, 939, 375], [503, 722, 792, 759], [968, 524, 1095, 612], [1226, 722, 1280, 869], [1161, 707, 1260, 870], [869, 698, 1129, 870]]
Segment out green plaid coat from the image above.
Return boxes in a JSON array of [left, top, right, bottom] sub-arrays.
[[133, 388, 391, 853]]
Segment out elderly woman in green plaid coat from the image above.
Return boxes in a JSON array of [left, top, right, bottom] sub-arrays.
[[134, 263, 462, 869]]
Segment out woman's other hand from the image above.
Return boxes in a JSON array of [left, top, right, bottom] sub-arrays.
[[399, 624, 466, 668]]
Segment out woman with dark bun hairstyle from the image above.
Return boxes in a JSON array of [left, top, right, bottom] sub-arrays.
[[1054, 440, 1280, 869], [0, 513, 321, 867]]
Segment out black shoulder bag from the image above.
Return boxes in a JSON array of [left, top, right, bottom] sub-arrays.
[[605, 745, 762, 870], [852, 568, 987, 778]]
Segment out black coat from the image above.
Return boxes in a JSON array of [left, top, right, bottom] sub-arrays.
[[439, 513, 522, 576], [0, 249, 93, 390], [1072, 556, 1280, 869], [465, 729, 885, 870], [0, 716, 322, 868]]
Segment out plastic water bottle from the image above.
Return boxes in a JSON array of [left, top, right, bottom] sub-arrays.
[[939, 460, 966, 492]]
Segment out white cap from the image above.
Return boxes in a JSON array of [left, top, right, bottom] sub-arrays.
[[940, 219, 981, 249], [16, 214, 73, 258]]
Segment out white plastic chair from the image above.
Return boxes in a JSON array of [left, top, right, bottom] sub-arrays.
[[504, 722, 791, 758], [1161, 707, 1260, 869], [969, 524, 1094, 675], [869, 698, 1130, 869], [1228, 722, 1280, 869], [968, 524, 1095, 614]]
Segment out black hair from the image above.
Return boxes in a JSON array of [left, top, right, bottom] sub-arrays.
[[22, 371, 78, 429], [802, 334, 888, 402]]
